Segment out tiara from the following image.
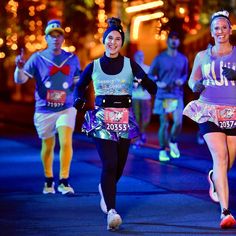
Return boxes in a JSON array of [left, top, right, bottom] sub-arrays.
[[211, 10, 229, 19]]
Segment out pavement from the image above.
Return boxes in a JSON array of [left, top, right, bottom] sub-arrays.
[[0, 101, 236, 236]]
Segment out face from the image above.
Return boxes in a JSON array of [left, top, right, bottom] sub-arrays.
[[167, 36, 180, 49], [104, 30, 123, 58], [211, 18, 232, 44], [45, 31, 64, 53]]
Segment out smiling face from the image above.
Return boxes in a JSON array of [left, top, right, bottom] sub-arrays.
[[211, 17, 232, 44], [104, 30, 123, 58], [45, 31, 64, 54]]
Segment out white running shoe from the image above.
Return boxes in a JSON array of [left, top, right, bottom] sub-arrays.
[[208, 170, 219, 202], [107, 209, 122, 231], [57, 183, 75, 195], [98, 183, 107, 214], [43, 182, 55, 194], [169, 142, 180, 158], [159, 150, 170, 161]]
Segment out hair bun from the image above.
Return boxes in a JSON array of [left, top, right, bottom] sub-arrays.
[[107, 17, 122, 29]]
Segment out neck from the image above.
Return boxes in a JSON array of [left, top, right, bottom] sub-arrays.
[[212, 43, 232, 56], [105, 52, 119, 58], [167, 48, 178, 56], [47, 48, 62, 55]]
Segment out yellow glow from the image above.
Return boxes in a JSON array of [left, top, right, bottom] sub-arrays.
[[0, 52, 6, 58], [11, 43, 18, 50], [65, 27, 71, 33], [178, 7, 185, 15], [0, 38, 4, 46], [131, 12, 164, 40], [69, 46, 76, 52], [126, 1, 164, 13], [232, 24, 236, 31]]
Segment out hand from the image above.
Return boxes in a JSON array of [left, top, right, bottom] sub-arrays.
[[73, 97, 86, 111], [175, 79, 184, 86], [222, 67, 236, 81], [133, 78, 142, 88], [192, 80, 205, 93], [15, 48, 25, 69], [156, 81, 167, 88]]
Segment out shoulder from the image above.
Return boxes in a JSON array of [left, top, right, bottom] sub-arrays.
[[195, 49, 208, 61]]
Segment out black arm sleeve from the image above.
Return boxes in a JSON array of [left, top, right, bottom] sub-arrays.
[[73, 62, 93, 110], [130, 60, 157, 95]]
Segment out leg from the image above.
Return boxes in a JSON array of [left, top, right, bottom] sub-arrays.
[[94, 138, 119, 210], [116, 138, 131, 182], [203, 132, 230, 212], [57, 126, 73, 179], [158, 113, 169, 148], [140, 99, 152, 142], [170, 106, 183, 143], [41, 136, 55, 178], [226, 136, 236, 170]]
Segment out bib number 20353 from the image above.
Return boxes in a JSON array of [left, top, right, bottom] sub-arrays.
[[104, 108, 129, 132]]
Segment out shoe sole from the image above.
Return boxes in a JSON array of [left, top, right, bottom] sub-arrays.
[[207, 170, 219, 202], [220, 215, 236, 229]]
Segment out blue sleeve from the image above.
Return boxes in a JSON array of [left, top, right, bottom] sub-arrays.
[[73, 55, 81, 78], [24, 53, 38, 78]]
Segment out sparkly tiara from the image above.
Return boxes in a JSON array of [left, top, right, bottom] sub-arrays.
[[210, 10, 231, 25]]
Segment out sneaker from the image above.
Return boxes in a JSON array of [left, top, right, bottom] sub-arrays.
[[220, 208, 236, 229], [107, 209, 122, 231], [169, 142, 180, 158], [159, 150, 170, 161], [57, 179, 75, 195], [207, 170, 219, 202], [43, 182, 55, 194], [42, 177, 55, 194], [98, 184, 107, 214]]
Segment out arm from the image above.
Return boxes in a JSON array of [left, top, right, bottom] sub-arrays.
[[14, 49, 29, 84], [73, 62, 93, 110], [131, 60, 157, 95], [188, 51, 205, 93], [175, 57, 189, 86]]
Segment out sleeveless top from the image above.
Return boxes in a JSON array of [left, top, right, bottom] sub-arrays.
[[92, 57, 133, 96], [183, 46, 236, 126]]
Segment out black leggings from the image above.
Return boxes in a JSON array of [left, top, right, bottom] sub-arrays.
[[93, 137, 131, 211]]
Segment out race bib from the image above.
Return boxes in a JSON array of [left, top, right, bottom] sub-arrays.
[[46, 90, 66, 108], [216, 106, 236, 129], [104, 108, 129, 131]]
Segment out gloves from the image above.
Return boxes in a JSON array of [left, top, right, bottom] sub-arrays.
[[73, 97, 86, 111], [192, 80, 205, 93], [222, 67, 236, 81]]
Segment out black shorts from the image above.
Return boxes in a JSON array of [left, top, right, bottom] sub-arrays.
[[199, 121, 236, 136]]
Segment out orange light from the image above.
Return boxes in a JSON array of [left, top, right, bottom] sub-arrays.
[[126, 1, 164, 13]]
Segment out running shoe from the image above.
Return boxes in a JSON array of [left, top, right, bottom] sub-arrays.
[[207, 170, 219, 202], [159, 150, 170, 161], [220, 208, 236, 229], [98, 183, 107, 214], [169, 142, 180, 158], [107, 209, 122, 231], [42, 177, 55, 194], [57, 179, 74, 195]]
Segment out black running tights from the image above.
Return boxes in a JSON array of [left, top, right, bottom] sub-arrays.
[[93, 137, 131, 211]]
